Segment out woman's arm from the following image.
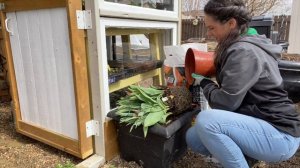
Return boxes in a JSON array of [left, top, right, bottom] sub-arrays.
[[203, 45, 263, 111]]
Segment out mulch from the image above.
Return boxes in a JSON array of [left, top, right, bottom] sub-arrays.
[[281, 54, 300, 62]]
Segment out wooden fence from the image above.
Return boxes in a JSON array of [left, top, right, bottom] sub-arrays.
[[273, 15, 291, 43], [181, 17, 208, 43], [181, 15, 291, 44]]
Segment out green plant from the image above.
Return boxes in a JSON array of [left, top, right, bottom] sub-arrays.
[[55, 161, 75, 168], [116, 85, 171, 137]]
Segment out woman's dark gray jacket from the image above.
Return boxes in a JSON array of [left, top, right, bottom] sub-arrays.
[[203, 35, 300, 137]]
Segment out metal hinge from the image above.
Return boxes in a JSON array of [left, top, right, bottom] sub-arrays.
[[76, 10, 92, 29], [86, 120, 99, 137]]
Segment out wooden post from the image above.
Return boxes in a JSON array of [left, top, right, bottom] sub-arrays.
[[288, 0, 300, 54], [149, 32, 163, 86], [121, 35, 132, 59], [66, 0, 93, 158]]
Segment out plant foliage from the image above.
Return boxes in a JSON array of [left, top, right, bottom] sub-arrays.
[[116, 85, 171, 137]]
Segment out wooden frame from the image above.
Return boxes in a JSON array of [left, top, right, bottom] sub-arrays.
[[0, 0, 93, 159], [109, 69, 161, 93], [85, 15, 177, 161]]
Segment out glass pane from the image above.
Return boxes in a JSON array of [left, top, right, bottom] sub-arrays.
[[106, 28, 173, 110], [107, 34, 154, 82], [104, 0, 174, 11], [107, 34, 152, 80]]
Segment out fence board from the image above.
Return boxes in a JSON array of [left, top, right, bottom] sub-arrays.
[[181, 18, 208, 43], [273, 15, 291, 43]]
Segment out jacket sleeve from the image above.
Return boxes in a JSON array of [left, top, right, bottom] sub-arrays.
[[203, 45, 263, 111]]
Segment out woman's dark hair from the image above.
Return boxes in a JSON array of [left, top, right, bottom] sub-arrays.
[[204, 0, 251, 68]]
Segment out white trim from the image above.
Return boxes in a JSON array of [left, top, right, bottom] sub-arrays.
[[99, 17, 177, 117], [85, 0, 106, 158], [288, 0, 300, 54], [76, 154, 105, 168], [101, 17, 178, 32], [99, 0, 179, 21], [98, 19, 110, 118]]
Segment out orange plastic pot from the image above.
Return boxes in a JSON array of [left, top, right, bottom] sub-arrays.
[[185, 48, 216, 86]]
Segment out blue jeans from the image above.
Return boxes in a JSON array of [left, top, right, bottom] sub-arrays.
[[186, 109, 300, 168]]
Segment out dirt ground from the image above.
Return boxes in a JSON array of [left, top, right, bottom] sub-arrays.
[[0, 102, 82, 168], [1, 102, 300, 168]]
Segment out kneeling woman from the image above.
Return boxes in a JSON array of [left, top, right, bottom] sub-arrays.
[[186, 0, 300, 168]]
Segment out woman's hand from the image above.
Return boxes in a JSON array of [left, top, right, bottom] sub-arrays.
[[192, 73, 208, 86]]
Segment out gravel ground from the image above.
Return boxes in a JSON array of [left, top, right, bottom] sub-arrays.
[[0, 102, 82, 168], [1, 101, 300, 168]]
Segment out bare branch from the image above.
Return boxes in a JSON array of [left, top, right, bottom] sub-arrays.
[[244, 0, 282, 16]]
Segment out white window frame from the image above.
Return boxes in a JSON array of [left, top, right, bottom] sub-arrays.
[[99, 0, 179, 21], [98, 17, 178, 117]]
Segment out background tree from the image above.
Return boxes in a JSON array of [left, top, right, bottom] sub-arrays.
[[244, 0, 281, 16], [182, 0, 207, 14]]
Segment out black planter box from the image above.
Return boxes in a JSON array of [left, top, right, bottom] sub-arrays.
[[107, 109, 199, 168], [278, 60, 300, 103]]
